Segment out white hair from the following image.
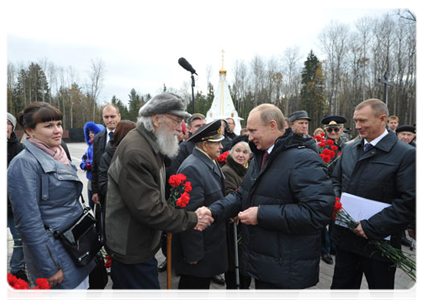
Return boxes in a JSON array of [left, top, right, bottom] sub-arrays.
[[230, 141, 251, 156], [138, 116, 154, 132]]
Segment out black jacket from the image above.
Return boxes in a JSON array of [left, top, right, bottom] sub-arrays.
[[331, 132, 416, 260], [172, 148, 228, 278], [98, 141, 116, 200], [209, 128, 335, 288], [7, 132, 24, 216], [91, 129, 107, 195]]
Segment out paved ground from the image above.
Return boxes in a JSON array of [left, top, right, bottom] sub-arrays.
[[5, 143, 420, 300]]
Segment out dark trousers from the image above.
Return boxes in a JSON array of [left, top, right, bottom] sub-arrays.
[[225, 271, 251, 289], [256, 279, 300, 300], [178, 274, 211, 289], [111, 257, 160, 289], [331, 248, 396, 289]]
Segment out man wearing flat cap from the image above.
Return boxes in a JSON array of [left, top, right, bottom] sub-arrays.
[[105, 93, 213, 289], [288, 110, 312, 137], [396, 125, 416, 147], [172, 120, 228, 289]]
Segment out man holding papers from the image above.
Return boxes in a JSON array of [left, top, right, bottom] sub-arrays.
[[330, 99, 415, 289]]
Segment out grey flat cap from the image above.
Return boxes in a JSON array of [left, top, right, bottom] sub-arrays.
[[7, 112, 17, 130], [138, 92, 191, 119], [289, 110, 311, 123]]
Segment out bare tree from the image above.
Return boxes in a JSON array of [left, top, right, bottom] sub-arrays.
[[87, 58, 105, 121]]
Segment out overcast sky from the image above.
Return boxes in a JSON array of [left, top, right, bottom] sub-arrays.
[[4, 1, 418, 107]]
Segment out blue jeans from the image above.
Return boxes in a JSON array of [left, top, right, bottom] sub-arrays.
[[7, 215, 25, 274], [111, 256, 160, 289]]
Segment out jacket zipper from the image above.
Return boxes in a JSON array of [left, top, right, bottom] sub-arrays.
[[45, 245, 61, 271]]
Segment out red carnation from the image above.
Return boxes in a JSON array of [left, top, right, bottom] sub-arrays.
[[320, 154, 331, 163], [320, 132, 326, 136], [217, 151, 230, 163], [318, 142, 326, 148], [331, 145, 338, 151], [35, 278, 50, 296], [176, 192, 190, 208], [184, 181, 192, 193], [315, 135, 322, 142], [326, 139, 334, 146], [169, 174, 187, 187], [7, 273, 17, 286]]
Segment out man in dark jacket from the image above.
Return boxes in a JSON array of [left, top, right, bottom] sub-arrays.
[[7, 112, 27, 282], [197, 104, 335, 289], [91, 104, 121, 205], [105, 93, 213, 289], [330, 99, 416, 289], [173, 120, 228, 289]]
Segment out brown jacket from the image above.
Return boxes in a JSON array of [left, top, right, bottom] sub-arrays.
[[105, 123, 197, 264]]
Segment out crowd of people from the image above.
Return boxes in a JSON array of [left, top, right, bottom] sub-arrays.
[[7, 94, 416, 290]]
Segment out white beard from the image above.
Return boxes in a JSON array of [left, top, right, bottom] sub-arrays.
[[156, 127, 179, 158]]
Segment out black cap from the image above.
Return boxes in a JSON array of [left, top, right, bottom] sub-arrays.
[[187, 120, 225, 143], [396, 125, 416, 134], [288, 110, 311, 123], [322, 115, 347, 127]]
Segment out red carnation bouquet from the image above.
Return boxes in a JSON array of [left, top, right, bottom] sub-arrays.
[[168, 173, 192, 208], [4, 273, 50, 300], [166, 173, 192, 289], [217, 151, 230, 163], [314, 133, 341, 167], [332, 197, 416, 281]]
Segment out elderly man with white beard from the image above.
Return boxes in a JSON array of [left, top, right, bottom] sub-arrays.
[[104, 93, 214, 289]]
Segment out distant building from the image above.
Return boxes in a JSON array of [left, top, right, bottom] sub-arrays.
[[206, 50, 242, 135]]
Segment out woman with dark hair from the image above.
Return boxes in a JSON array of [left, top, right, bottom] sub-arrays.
[[7, 102, 95, 289], [80, 122, 105, 209], [98, 120, 136, 200], [221, 140, 252, 289]]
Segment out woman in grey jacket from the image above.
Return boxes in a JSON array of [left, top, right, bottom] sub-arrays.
[[7, 102, 95, 289]]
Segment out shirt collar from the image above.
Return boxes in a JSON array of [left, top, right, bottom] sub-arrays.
[[365, 129, 388, 147]]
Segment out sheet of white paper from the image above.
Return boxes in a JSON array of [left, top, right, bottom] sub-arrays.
[[335, 192, 392, 240]]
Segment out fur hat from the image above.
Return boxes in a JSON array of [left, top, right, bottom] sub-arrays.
[[83, 121, 105, 144], [138, 93, 191, 119], [7, 112, 16, 130]]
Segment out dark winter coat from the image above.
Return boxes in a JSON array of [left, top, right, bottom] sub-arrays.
[[331, 132, 416, 261], [7, 132, 24, 216], [172, 148, 228, 278], [209, 128, 335, 288], [91, 129, 107, 196], [98, 142, 116, 199]]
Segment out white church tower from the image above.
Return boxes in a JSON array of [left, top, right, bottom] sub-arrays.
[[206, 50, 242, 135]]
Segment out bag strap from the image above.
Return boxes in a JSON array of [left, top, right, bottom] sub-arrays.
[[44, 192, 88, 236]]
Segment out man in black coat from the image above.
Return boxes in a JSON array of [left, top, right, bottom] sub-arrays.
[[196, 104, 335, 289], [330, 99, 416, 289], [7, 112, 27, 282], [172, 120, 228, 289], [91, 104, 121, 204]]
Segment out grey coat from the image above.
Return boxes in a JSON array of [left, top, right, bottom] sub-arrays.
[[7, 140, 95, 289]]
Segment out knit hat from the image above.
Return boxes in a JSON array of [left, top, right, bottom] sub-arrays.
[[7, 112, 16, 130]]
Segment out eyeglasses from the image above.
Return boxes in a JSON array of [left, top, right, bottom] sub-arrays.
[[164, 114, 183, 126], [326, 127, 340, 133]]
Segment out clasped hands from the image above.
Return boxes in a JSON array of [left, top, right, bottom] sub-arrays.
[[194, 206, 259, 231]]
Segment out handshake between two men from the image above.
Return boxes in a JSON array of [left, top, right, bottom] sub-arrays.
[[193, 206, 259, 231]]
